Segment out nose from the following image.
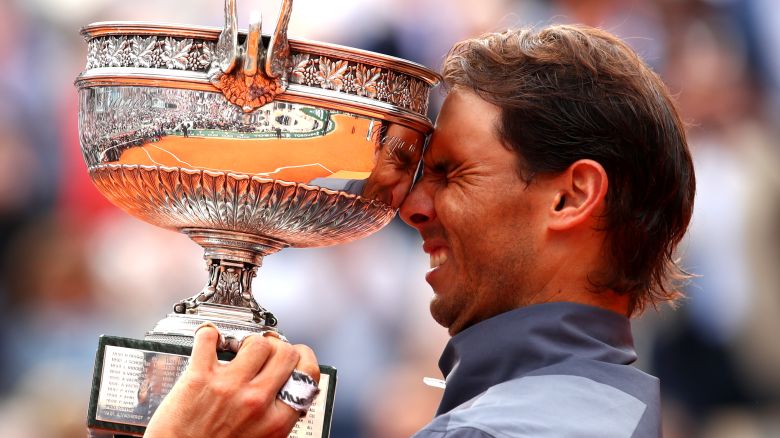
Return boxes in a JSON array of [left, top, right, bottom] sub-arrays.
[[399, 178, 436, 228]]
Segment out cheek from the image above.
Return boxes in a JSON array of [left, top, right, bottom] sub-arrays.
[[434, 187, 474, 228]]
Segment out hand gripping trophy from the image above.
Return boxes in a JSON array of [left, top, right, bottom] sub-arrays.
[[76, 1, 438, 436]]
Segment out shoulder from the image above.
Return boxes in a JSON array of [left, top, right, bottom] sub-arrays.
[[416, 371, 659, 438]]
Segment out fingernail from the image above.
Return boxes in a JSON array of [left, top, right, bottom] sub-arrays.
[[195, 322, 218, 334], [262, 330, 288, 343], [195, 322, 226, 348]]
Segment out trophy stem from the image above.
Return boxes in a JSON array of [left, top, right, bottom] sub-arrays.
[[177, 228, 289, 326], [145, 229, 290, 346]]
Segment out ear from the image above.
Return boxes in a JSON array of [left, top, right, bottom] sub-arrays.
[[547, 159, 608, 231]]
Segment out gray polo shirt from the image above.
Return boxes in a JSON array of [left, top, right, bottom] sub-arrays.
[[413, 302, 660, 438]]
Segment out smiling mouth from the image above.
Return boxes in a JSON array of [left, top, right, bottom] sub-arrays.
[[429, 248, 448, 269]]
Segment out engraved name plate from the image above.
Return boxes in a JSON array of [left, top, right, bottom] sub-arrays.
[[88, 336, 336, 438]]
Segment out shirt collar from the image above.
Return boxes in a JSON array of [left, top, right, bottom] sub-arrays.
[[436, 301, 637, 415]]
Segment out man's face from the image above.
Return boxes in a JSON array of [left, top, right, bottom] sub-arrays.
[[399, 88, 550, 335]]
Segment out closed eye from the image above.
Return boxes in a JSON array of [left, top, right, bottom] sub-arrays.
[[422, 159, 450, 180]]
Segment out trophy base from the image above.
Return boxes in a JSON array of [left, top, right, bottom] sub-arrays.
[[87, 336, 337, 438]]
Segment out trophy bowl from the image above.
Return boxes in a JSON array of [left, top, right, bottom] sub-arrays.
[[76, 0, 438, 346]]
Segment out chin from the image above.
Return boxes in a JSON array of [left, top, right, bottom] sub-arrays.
[[429, 298, 453, 328], [431, 301, 471, 335]]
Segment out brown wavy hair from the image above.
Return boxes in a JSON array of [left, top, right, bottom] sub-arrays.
[[442, 25, 695, 315]]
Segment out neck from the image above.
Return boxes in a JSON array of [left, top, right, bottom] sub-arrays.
[[525, 236, 630, 316], [530, 288, 630, 317]]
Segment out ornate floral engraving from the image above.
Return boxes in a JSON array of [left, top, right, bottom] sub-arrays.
[[133, 36, 158, 68], [353, 64, 382, 98], [86, 35, 216, 73], [163, 37, 194, 70], [315, 57, 349, 92], [187, 42, 213, 71], [214, 266, 243, 305], [84, 34, 433, 117], [89, 164, 396, 247], [408, 79, 428, 114]]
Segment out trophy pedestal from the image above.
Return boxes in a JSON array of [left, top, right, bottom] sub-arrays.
[[87, 336, 337, 438], [145, 302, 280, 346]]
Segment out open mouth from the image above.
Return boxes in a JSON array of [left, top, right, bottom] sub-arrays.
[[429, 248, 448, 269]]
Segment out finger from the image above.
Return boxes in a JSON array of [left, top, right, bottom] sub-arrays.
[[228, 334, 273, 381], [291, 344, 320, 384], [274, 345, 321, 416], [189, 324, 220, 372], [251, 337, 300, 388]]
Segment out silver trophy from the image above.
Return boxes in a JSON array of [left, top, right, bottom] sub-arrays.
[[77, 1, 438, 436]]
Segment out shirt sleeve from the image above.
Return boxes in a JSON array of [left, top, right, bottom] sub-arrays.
[[412, 426, 496, 438]]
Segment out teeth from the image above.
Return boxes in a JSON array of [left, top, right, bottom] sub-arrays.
[[429, 249, 448, 269]]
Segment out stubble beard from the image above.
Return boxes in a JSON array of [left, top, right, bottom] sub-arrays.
[[430, 246, 533, 336]]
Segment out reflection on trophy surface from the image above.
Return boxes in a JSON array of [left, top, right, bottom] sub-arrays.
[[77, 0, 437, 435]]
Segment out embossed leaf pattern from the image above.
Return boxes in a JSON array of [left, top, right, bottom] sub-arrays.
[[91, 165, 395, 246], [215, 269, 241, 305], [106, 37, 130, 67], [212, 173, 230, 226], [86, 40, 99, 69], [164, 37, 194, 70], [315, 57, 349, 92], [85, 35, 432, 115], [200, 42, 215, 69], [134, 36, 158, 68], [384, 72, 409, 106], [180, 170, 209, 225], [290, 53, 311, 84], [409, 79, 427, 114], [354, 65, 382, 98], [231, 176, 249, 226], [97, 38, 115, 67]]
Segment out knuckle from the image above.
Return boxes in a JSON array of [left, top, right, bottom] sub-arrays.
[[293, 344, 316, 359], [184, 370, 211, 389], [241, 335, 271, 354], [240, 389, 273, 411], [212, 385, 232, 400], [282, 345, 300, 365], [264, 335, 287, 348], [207, 379, 235, 400], [292, 345, 320, 382]]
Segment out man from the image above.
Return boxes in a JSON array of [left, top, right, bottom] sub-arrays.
[[145, 24, 694, 437]]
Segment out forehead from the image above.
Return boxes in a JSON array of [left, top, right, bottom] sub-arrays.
[[426, 88, 503, 159]]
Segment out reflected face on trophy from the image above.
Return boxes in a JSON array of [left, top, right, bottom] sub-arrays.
[[400, 88, 550, 335], [361, 124, 424, 208]]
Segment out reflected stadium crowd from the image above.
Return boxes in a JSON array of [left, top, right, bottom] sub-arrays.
[[1, 0, 780, 437]]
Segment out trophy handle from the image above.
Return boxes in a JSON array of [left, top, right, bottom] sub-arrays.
[[209, 0, 294, 112], [266, 0, 293, 85], [214, 0, 239, 74]]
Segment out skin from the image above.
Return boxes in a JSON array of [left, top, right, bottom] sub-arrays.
[[399, 87, 629, 335], [145, 327, 319, 438], [145, 87, 630, 436]]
